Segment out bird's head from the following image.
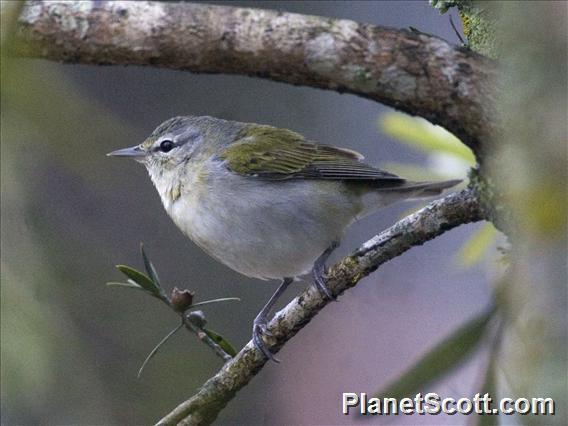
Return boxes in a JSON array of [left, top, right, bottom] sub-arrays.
[[107, 116, 208, 175]]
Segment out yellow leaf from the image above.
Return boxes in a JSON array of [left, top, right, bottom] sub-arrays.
[[457, 223, 498, 267], [379, 112, 476, 165]]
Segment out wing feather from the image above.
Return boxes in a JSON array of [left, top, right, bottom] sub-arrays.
[[220, 126, 404, 182]]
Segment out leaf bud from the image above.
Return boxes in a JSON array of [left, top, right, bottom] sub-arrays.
[[170, 287, 194, 312]]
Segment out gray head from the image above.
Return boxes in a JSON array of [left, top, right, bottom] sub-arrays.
[[107, 115, 243, 172]]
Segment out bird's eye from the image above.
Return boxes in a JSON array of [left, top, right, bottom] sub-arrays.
[[159, 140, 174, 153]]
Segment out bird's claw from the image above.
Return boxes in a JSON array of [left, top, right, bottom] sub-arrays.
[[313, 265, 337, 301], [255, 321, 273, 336], [252, 317, 279, 362]]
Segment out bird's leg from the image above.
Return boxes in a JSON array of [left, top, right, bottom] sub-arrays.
[[312, 241, 339, 301], [252, 277, 293, 362]]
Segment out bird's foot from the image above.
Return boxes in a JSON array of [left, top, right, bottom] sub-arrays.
[[312, 241, 340, 301], [252, 314, 280, 363], [312, 263, 337, 301]]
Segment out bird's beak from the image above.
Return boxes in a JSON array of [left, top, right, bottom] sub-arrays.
[[107, 145, 147, 158]]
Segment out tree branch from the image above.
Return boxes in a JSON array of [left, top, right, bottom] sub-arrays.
[[14, 1, 497, 156], [157, 188, 484, 425]]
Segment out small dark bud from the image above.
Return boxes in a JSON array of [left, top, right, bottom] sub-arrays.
[[170, 287, 194, 312], [187, 310, 207, 328]]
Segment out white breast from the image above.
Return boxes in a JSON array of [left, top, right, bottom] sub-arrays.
[[153, 160, 361, 280]]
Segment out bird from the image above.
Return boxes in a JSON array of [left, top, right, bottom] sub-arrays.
[[108, 115, 461, 361]]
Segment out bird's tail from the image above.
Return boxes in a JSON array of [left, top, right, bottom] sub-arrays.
[[356, 178, 462, 219], [380, 179, 462, 199]]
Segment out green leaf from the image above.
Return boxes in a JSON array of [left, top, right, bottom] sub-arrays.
[[478, 357, 498, 426], [379, 112, 476, 164], [189, 297, 241, 308], [137, 322, 184, 378], [116, 264, 162, 298], [478, 317, 504, 425], [203, 328, 237, 357], [457, 223, 498, 267], [373, 308, 495, 402], [106, 281, 145, 291], [140, 244, 161, 287]]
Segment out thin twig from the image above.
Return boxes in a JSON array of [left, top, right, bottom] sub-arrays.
[[138, 322, 185, 378], [183, 316, 233, 363], [160, 300, 235, 363]]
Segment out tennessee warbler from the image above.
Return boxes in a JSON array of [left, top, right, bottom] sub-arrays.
[[108, 116, 460, 360]]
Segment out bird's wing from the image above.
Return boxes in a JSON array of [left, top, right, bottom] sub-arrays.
[[219, 126, 405, 182]]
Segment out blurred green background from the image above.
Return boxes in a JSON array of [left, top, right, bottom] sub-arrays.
[[1, 2, 500, 424]]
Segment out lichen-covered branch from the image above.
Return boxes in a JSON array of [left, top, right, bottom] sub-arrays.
[[14, 1, 496, 156], [157, 188, 484, 425], [431, 0, 499, 58]]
